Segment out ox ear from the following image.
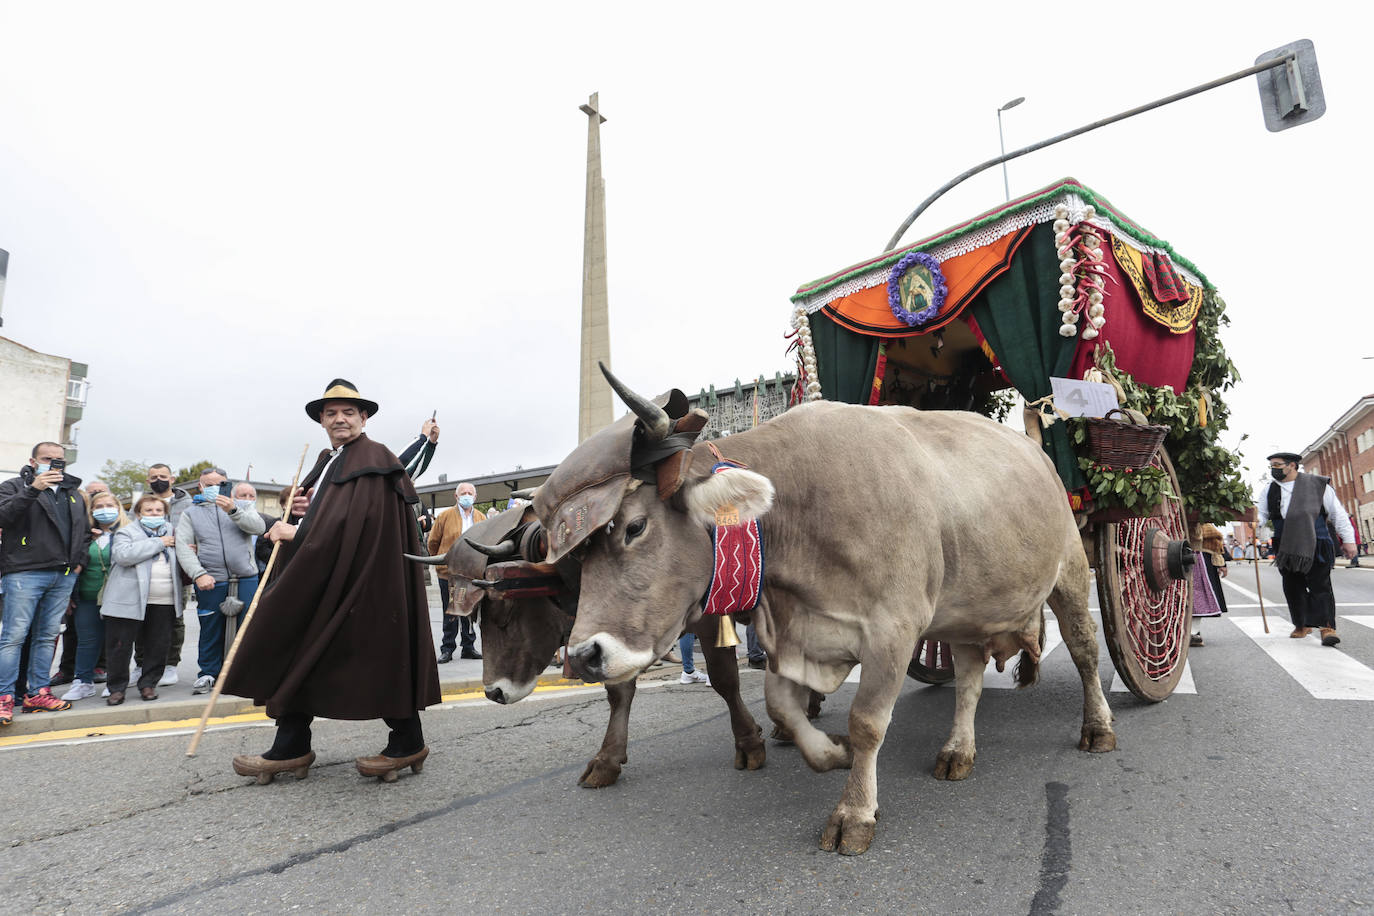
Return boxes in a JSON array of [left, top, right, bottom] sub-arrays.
[[682, 468, 775, 529]]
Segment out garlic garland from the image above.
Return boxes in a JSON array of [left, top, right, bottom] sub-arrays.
[[792, 306, 823, 401]]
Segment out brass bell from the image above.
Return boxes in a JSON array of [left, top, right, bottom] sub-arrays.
[[716, 613, 741, 648]]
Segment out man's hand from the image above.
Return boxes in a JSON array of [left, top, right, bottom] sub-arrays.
[[290, 489, 313, 517], [422, 418, 440, 444], [267, 520, 297, 543], [215, 494, 236, 514], [30, 470, 63, 491], [1342, 543, 1358, 560], [195, 574, 215, 591]]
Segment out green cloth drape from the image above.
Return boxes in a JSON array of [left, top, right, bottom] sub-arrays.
[[810, 314, 880, 405], [970, 223, 1085, 489]]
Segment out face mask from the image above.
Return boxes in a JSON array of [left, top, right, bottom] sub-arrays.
[[35, 463, 52, 476], [148, 479, 171, 494], [458, 495, 475, 509], [140, 516, 167, 531], [1271, 468, 1288, 481], [93, 508, 119, 525], [201, 485, 221, 500], [235, 499, 255, 512]]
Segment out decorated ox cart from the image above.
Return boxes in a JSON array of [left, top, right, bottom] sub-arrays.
[[786, 178, 1250, 701]]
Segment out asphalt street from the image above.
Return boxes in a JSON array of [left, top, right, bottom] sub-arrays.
[[3, 563, 1372, 915]]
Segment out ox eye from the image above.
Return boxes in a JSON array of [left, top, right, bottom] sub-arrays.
[[624, 517, 647, 543]]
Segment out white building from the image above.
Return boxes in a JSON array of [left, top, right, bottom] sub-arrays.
[[0, 335, 88, 478]]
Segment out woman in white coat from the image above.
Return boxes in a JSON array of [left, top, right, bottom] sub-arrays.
[[101, 495, 182, 705]]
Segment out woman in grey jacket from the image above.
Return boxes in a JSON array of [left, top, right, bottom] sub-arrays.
[[102, 495, 183, 705]]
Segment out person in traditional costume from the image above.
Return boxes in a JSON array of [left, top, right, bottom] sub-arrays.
[[224, 380, 441, 782], [1189, 523, 1229, 647], [1256, 452, 1357, 647]]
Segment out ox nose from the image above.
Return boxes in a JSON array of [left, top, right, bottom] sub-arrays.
[[485, 685, 507, 704], [568, 640, 605, 682]]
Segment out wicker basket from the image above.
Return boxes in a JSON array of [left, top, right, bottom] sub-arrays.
[[1082, 408, 1168, 468]]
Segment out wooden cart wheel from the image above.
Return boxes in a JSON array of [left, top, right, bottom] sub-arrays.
[[1094, 448, 1193, 702], [907, 638, 955, 685]]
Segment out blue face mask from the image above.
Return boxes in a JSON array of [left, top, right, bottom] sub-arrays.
[[458, 494, 475, 509], [140, 516, 167, 532], [201, 485, 221, 500], [235, 499, 254, 512], [35, 463, 51, 476], [93, 508, 119, 525]]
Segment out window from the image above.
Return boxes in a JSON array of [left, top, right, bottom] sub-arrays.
[[1358, 429, 1374, 453], [1364, 470, 1374, 494]]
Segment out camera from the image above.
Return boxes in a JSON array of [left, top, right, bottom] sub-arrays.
[[49, 458, 66, 471]]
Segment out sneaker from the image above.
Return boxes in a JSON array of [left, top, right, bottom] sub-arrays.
[[61, 680, 99, 702], [93, 667, 108, 683], [49, 670, 74, 687], [192, 675, 215, 695], [679, 670, 710, 685], [0, 694, 12, 726], [748, 657, 767, 669], [101, 686, 111, 698], [130, 665, 142, 684], [158, 668, 179, 687], [22, 687, 72, 713]]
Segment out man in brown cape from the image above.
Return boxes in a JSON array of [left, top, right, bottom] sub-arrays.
[[224, 379, 441, 782]]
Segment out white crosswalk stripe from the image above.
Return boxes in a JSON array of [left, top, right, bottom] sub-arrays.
[[1230, 616, 1374, 701]]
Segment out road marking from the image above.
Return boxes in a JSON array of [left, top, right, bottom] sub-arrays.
[[1341, 615, 1374, 631], [1230, 617, 1374, 701], [1109, 661, 1196, 695]]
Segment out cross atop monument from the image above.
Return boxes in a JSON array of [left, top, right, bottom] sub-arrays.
[[577, 92, 613, 443]]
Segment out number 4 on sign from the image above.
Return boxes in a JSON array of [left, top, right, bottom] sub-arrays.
[[1049, 377, 1120, 419]]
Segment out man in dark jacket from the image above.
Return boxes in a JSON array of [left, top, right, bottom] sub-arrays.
[[223, 380, 441, 783], [0, 442, 92, 725]]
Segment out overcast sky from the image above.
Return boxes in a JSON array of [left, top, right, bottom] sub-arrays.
[[1, 2, 1368, 495]]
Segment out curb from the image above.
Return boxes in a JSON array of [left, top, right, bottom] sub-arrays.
[[0, 665, 695, 741]]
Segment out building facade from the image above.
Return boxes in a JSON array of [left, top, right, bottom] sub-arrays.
[[0, 335, 89, 477], [1300, 394, 1374, 548]]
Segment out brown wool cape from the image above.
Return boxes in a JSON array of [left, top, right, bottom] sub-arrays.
[[222, 433, 441, 720]]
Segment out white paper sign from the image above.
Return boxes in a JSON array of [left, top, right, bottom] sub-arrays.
[[1049, 377, 1120, 419]]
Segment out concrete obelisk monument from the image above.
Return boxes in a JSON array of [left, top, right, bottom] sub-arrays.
[[577, 92, 614, 443]]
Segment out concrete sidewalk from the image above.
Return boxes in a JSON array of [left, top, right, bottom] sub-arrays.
[[3, 586, 744, 740]]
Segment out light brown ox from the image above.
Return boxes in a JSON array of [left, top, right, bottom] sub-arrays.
[[558, 379, 1116, 856]]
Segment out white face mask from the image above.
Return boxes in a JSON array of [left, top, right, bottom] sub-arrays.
[[235, 499, 255, 512]]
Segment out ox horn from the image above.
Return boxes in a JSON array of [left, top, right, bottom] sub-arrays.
[[403, 553, 448, 566], [510, 486, 539, 500], [599, 361, 670, 441], [465, 538, 518, 560], [472, 579, 496, 589]]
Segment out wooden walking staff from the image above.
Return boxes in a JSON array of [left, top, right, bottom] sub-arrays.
[[1250, 532, 1269, 634], [186, 444, 311, 757]]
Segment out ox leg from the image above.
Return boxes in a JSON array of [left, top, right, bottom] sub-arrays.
[[1048, 556, 1116, 753], [819, 645, 908, 856], [696, 622, 766, 772], [934, 643, 986, 780], [764, 673, 852, 772], [579, 679, 636, 788]]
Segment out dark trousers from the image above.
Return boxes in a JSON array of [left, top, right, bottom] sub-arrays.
[[438, 578, 475, 654], [1280, 539, 1337, 630], [268, 712, 425, 759], [105, 605, 175, 693], [135, 592, 185, 669]]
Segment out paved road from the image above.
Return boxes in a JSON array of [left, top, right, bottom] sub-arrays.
[[3, 565, 1372, 914]]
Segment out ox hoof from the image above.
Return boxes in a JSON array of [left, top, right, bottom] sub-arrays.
[[734, 736, 767, 771], [933, 748, 976, 780], [578, 757, 624, 788], [819, 809, 877, 856], [769, 723, 794, 745], [1078, 725, 1117, 753]]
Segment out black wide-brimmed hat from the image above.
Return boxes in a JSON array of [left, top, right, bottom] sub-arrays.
[[305, 378, 380, 422], [1266, 451, 1302, 464]]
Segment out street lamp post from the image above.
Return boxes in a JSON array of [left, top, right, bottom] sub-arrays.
[[996, 97, 1025, 201]]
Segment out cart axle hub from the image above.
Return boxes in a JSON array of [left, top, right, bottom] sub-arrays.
[[1142, 526, 1195, 592]]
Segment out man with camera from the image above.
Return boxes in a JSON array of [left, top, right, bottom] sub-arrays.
[[175, 468, 265, 695], [0, 442, 92, 725]]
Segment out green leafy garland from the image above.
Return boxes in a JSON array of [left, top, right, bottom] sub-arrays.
[[1077, 289, 1252, 524], [1074, 457, 1175, 513]]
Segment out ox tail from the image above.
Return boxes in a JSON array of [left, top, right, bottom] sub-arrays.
[[1012, 612, 1046, 689]]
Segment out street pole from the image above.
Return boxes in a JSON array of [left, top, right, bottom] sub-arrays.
[[886, 52, 1305, 251], [997, 97, 1024, 202]]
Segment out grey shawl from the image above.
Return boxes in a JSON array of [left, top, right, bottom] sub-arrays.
[[1277, 473, 1327, 575]]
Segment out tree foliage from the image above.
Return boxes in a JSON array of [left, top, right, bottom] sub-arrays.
[[175, 460, 216, 484], [96, 459, 150, 504]]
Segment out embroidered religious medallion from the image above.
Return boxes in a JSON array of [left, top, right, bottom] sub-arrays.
[[886, 251, 948, 327]]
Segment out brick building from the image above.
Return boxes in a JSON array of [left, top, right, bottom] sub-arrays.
[[1300, 394, 1374, 548]]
